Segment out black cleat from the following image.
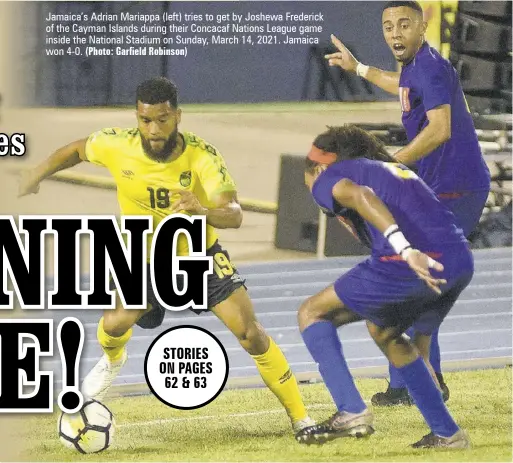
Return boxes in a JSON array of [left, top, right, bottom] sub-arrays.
[[372, 375, 450, 407], [295, 409, 375, 445], [411, 430, 471, 449], [371, 385, 412, 407], [436, 373, 450, 402]]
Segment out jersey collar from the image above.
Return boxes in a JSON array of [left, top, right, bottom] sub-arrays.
[[402, 41, 429, 68]]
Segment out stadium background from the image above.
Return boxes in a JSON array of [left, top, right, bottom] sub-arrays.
[[0, 1, 511, 460]]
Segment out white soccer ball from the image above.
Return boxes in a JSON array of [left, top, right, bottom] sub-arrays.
[[58, 399, 116, 454]]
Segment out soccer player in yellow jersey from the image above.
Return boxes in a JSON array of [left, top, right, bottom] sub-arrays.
[[18, 77, 314, 435]]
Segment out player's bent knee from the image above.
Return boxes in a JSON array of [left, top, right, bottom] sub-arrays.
[[366, 321, 395, 348], [297, 297, 320, 331]]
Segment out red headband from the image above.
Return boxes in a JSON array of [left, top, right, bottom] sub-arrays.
[[307, 145, 337, 165]]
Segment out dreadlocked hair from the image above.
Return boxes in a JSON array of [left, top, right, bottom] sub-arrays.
[[320, 125, 395, 162], [306, 124, 396, 173]]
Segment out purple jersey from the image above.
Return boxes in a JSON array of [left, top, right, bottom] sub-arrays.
[[399, 42, 490, 194], [311, 158, 467, 259]]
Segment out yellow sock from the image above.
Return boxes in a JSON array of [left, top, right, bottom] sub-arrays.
[[97, 317, 132, 363], [251, 336, 308, 423]]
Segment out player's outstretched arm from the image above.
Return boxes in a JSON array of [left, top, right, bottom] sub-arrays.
[[325, 34, 400, 96], [18, 138, 88, 197], [170, 189, 242, 229], [332, 178, 446, 293]]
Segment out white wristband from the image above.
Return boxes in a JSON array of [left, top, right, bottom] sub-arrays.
[[356, 62, 369, 78], [384, 225, 412, 256]]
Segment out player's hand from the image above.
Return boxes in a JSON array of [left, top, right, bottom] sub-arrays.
[[18, 170, 41, 197], [404, 249, 446, 294], [169, 190, 207, 215], [324, 34, 359, 73]]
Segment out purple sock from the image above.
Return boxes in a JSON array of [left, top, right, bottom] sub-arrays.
[[389, 327, 443, 387], [398, 356, 459, 437], [389, 327, 414, 388], [388, 364, 406, 388], [388, 329, 409, 388], [302, 321, 366, 414]]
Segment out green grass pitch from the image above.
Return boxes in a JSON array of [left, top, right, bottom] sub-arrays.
[[23, 367, 512, 461]]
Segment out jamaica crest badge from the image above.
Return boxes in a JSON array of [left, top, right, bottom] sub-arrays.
[[179, 171, 192, 187]]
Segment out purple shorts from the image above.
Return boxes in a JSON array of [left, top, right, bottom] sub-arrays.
[[334, 244, 474, 334], [439, 189, 489, 238]]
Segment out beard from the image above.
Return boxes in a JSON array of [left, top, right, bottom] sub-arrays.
[[141, 128, 179, 162]]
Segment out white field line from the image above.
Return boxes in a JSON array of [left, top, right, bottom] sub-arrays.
[[117, 402, 342, 429]]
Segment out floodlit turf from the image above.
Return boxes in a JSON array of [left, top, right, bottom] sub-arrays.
[[21, 367, 512, 462]]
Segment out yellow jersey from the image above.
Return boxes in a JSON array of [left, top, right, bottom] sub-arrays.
[[85, 128, 237, 257]]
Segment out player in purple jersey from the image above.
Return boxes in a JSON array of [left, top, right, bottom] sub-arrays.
[[295, 125, 472, 449], [324, 0, 491, 405]]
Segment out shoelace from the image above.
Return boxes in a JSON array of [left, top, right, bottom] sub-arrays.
[[325, 411, 344, 427]]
